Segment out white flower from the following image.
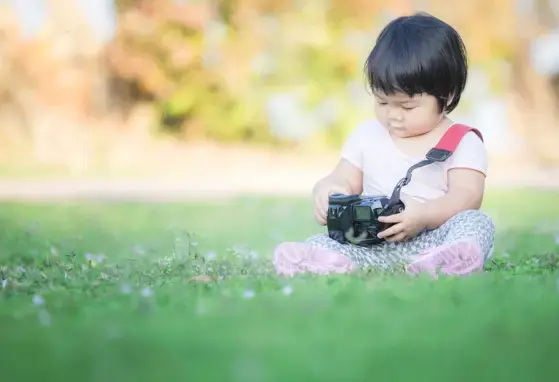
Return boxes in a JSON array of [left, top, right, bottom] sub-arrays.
[[248, 250, 259, 260], [33, 295, 45, 306], [243, 289, 255, 299], [120, 284, 132, 294], [205, 251, 216, 260], [85, 253, 105, 265], [141, 287, 153, 297], [282, 285, 293, 296], [1, 279, 6, 289]]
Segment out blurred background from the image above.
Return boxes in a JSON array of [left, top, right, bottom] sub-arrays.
[[0, 0, 558, 200]]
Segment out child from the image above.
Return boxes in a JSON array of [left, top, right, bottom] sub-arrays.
[[273, 12, 495, 278]]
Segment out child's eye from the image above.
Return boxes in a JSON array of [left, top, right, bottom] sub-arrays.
[[402, 106, 416, 110]]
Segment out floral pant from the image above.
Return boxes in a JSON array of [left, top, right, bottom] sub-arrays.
[[298, 209, 495, 272]]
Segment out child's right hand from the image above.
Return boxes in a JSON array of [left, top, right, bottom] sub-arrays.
[[312, 179, 352, 226], [312, 158, 363, 226]]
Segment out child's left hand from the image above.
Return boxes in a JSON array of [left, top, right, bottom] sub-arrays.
[[377, 198, 428, 242]]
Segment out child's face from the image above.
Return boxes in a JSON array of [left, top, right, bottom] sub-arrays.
[[373, 92, 444, 138]]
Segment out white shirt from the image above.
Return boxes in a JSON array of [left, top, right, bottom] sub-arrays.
[[340, 119, 488, 203]]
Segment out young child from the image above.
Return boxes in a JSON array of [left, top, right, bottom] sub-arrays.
[[273, 12, 495, 278]]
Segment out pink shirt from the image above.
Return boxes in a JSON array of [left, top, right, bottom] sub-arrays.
[[340, 119, 488, 203]]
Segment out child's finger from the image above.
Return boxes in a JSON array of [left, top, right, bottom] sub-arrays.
[[318, 197, 328, 215], [377, 222, 404, 239], [377, 212, 403, 223], [315, 199, 327, 219], [315, 209, 326, 225]]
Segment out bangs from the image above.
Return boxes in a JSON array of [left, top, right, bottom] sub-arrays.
[[364, 33, 443, 97]]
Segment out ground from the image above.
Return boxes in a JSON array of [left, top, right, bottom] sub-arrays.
[[0, 187, 559, 381], [1, 140, 559, 202]]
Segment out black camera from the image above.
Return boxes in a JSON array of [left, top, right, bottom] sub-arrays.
[[326, 193, 405, 247]]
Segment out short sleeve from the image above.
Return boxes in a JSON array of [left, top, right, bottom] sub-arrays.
[[340, 121, 368, 170], [445, 131, 488, 176]]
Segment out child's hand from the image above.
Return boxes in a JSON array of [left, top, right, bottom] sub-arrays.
[[311, 158, 363, 226], [312, 181, 352, 226], [376, 198, 428, 242]]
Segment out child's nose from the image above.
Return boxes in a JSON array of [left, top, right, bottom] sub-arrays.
[[387, 106, 403, 121]]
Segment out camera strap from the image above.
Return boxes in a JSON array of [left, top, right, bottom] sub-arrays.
[[385, 124, 484, 209]]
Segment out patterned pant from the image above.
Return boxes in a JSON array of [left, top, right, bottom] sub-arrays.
[[277, 209, 495, 274]]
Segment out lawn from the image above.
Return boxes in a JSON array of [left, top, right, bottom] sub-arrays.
[[0, 188, 559, 381]]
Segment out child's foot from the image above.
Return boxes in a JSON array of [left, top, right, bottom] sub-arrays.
[[273, 242, 355, 277], [406, 241, 484, 278]]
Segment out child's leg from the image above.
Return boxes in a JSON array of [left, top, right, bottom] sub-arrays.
[[406, 209, 495, 277], [272, 240, 358, 277], [273, 234, 415, 277], [273, 209, 494, 278]]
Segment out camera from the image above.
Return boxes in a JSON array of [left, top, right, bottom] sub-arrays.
[[327, 193, 405, 247]]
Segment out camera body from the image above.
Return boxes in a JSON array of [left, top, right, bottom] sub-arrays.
[[326, 193, 405, 247]]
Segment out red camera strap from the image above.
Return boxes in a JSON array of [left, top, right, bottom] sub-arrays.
[[426, 124, 484, 162], [385, 123, 484, 208]]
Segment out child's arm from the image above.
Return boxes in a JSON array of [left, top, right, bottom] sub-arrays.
[[312, 159, 363, 225], [422, 168, 485, 230], [312, 121, 369, 225], [315, 158, 363, 195], [423, 130, 487, 229]]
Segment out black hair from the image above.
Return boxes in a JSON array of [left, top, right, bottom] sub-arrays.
[[364, 12, 468, 114]]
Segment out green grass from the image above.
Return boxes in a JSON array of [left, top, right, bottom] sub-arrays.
[[1, 188, 559, 381]]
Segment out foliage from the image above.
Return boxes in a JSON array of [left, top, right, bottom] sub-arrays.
[[106, 0, 523, 148], [107, 0, 372, 147]]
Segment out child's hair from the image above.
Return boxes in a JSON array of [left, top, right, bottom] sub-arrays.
[[364, 12, 468, 114]]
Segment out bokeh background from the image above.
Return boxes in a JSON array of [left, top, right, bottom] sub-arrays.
[[1, 0, 559, 200]]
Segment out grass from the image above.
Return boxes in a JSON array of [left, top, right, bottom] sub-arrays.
[[0, 188, 559, 381]]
